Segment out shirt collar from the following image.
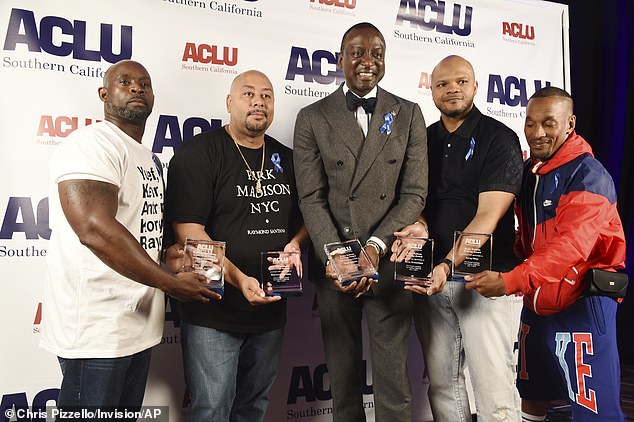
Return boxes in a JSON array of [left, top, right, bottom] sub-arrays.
[[342, 83, 378, 100], [437, 105, 482, 139]]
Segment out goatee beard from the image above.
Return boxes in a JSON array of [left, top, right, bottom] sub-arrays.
[[245, 120, 268, 135], [107, 103, 150, 122], [443, 103, 472, 118]]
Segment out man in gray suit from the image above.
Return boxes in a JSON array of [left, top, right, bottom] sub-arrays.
[[293, 22, 428, 422]]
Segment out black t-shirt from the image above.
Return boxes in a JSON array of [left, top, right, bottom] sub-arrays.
[[425, 106, 522, 272], [165, 126, 302, 333]]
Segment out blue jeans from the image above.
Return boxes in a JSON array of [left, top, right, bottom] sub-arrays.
[[57, 348, 151, 416], [181, 322, 284, 422], [414, 281, 521, 422]]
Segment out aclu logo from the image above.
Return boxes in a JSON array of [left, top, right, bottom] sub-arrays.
[[284, 47, 344, 99], [285, 47, 343, 85], [309, 0, 356, 9], [151, 115, 223, 154], [308, 0, 357, 15], [36, 115, 101, 146], [395, 0, 473, 36], [0, 197, 50, 259], [502, 22, 535, 40], [487, 74, 551, 107], [0, 197, 50, 241], [418, 72, 431, 90], [3, 8, 132, 63], [465, 238, 481, 246], [502, 21, 536, 46], [182, 42, 238, 66], [417, 71, 433, 97], [287, 361, 372, 404]]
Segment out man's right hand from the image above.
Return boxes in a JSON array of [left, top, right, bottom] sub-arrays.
[[326, 260, 373, 298], [164, 272, 221, 302], [391, 222, 429, 262]]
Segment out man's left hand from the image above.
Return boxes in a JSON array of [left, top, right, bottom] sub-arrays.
[[162, 243, 184, 273], [238, 276, 281, 305], [351, 245, 379, 298], [464, 270, 506, 297], [283, 240, 303, 278]]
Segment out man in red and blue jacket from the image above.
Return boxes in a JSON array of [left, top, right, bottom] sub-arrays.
[[466, 87, 626, 422]]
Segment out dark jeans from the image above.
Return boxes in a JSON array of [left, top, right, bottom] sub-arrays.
[[181, 322, 284, 422], [57, 348, 152, 421]]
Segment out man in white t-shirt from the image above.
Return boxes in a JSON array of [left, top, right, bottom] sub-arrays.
[[40, 60, 218, 416]]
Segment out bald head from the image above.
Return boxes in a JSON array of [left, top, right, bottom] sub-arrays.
[[102, 60, 150, 87], [230, 70, 273, 95], [431, 55, 475, 82]]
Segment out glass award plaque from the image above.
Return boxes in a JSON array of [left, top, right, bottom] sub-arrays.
[[182, 238, 225, 294], [323, 239, 379, 286], [260, 251, 303, 297], [451, 231, 492, 279], [394, 237, 434, 287]]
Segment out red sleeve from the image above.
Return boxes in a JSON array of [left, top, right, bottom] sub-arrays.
[[512, 201, 527, 260], [502, 190, 615, 315]]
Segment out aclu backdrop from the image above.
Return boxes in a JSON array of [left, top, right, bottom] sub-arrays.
[[0, 0, 569, 421]]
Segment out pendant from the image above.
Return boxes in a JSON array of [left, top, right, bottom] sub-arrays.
[[256, 180, 263, 195]]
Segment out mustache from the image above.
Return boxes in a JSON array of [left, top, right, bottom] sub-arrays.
[[128, 95, 147, 103], [248, 109, 267, 117]]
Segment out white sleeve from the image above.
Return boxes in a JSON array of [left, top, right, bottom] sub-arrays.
[[51, 125, 126, 188]]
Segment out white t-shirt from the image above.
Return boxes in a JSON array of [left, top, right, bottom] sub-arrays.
[[40, 121, 165, 359]]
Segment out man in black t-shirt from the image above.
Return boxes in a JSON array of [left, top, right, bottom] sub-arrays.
[[392, 56, 523, 421], [165, 70, 308, 422]]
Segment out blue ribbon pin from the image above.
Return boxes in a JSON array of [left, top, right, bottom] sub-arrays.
[[465, 137, 475, 161], [271, 152, 283, 173], [380, 112, 394, 135]]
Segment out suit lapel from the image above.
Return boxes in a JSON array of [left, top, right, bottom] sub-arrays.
[[320, 85, 364, 159], [351, 87, 401, 191]]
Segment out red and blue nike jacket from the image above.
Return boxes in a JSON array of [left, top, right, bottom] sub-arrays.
[[501, 131, 626, 316]]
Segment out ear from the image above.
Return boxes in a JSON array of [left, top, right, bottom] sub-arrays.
[[567, 114, 576, 135], [226, 94, 231, 113], [473, 80, 479, 97], [336, 51, 343, 70], [98, 87, 108, 103]]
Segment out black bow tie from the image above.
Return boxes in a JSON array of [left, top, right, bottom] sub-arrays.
[[346, 90, 377, 113]]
